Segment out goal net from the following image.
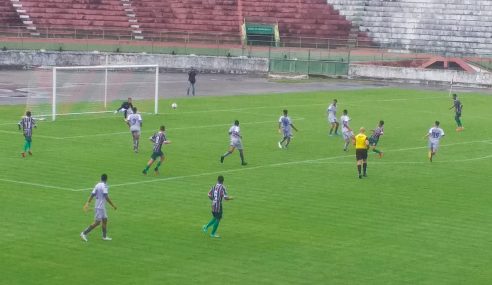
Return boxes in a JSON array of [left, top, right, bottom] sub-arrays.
[[26, 64, 160, 121]]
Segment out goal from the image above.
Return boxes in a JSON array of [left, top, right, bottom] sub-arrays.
[[47, 64, 159, 121]]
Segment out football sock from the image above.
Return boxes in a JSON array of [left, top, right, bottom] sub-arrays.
[[205, 218, 216, 229], [155, 161, 162, 170], [357, 165, 361, 175], [455, 116, 462, 127], [239, 150, 245, 163], [335, 125, 339, 134], [373, 149, 381, 154], [363, 163, 367, 175], [211, 219, 220, 236], [23, 140, 29, 152], [285, 139, 290, 147], [329, 128, 333, 135], [102, 227, 107, 238], [83, 225, 95, 235], [222, 151, 232, 158], [344, 142, 349, 150], [144, 165, 150, 172]]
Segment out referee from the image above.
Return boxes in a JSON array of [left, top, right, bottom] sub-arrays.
[[354, 127, 369, 179]]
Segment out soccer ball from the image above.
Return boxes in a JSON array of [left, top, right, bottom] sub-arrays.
[[171, 103, 177, 109]]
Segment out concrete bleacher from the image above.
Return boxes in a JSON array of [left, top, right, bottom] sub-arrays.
[[20, 0, 133, 38], [327, 0, 492, 55], [132, 0, 241, 43], [0, 0, 23, 27], [241, 0, 371, 46]]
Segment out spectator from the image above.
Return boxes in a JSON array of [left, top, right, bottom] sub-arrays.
[[187, 67, 197, 96]]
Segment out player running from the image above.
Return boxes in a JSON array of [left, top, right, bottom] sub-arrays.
[[80, 174, 117, 242], [354, 127, 369, 179], [220, 120, 247, 165], [449, 94, 464, 131], [126, 107, 142, 153], [278, 109, 298, 149], [202, 175, 233, 238], [327, 99, 339, 136], [18, 111, 36, 157], [143, 125, 171, 175], [369, 120, 384, 158], [425, 121, 445, 162], [340, 109, 353, 151]]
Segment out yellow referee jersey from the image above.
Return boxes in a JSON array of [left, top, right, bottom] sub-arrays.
[[355, 133, 368, 149]]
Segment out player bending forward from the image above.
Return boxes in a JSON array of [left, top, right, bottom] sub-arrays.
[[143, 125, 171, 175], [340, 109, 353, 151], [80, 174, 117, 242], [425, 121, 445, 162], [278, 109, 298, 149], [327, 99, 339, 136], [18, 111, 36, 157], [202, 175, 233, 238], [369, 120, 384, 158], [220, 120, 247, 165], [126, 107, 142, 153]]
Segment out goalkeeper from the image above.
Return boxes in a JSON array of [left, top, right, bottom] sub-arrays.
[[115, 97, 134, 118]]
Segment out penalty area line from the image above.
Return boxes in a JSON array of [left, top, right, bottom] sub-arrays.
[[0, 178, 77, 192]]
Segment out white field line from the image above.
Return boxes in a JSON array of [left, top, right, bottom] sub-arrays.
[[307, 154, 492, 165], [0, 178, 77, 191], [73, 138, 492, 192], [2, 138, 491, 193], [35, 118, 306, 140], [0, 94, 445, 126]]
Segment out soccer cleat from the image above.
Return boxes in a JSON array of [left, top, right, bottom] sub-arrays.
[[210, 234, 221, 239], [80, 232, 88, 242], [28, 151, 32, 156], [278, 142, 283, 149], [220, 156, 224, 163], [142, 170, 147, 175], [154, 168, 159, 175], [202, 225, 208, 233], [358, 175, 362, 179], [21, 152, 26, 158], [102, 236, 112, 241], [241, 162, 248, 166]]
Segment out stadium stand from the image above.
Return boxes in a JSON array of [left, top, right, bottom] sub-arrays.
[[327, 0, 492, 55], [131, 0, 241, 43], [0, 0, 24, 29], [18, 0, 134, 38]]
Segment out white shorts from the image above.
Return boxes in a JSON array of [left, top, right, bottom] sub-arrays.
[[429, 141, 440, 152], [343, 131, 353, 141], [328, 116, 337, 124], [130, 127, 141, 135], [230, 139, 243, 150], [95, 208, 108, 221]]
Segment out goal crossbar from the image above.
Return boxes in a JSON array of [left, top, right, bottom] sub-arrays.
[[52, 64, 159, 121]]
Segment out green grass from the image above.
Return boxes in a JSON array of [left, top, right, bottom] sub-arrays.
[[1, 88, 492, 284]]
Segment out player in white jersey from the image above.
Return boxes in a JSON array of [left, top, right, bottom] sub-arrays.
[[424, 121, 445, 162], [327, 99, 339, 136], [340, 109, 353, 151], [126, 107, 142, 153], [220, 120, 247, 165], [80, 174, 117, 242], [278, 109, 298, 149]]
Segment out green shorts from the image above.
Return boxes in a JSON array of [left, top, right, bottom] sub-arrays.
[[151, 151, 164, 160], [368, 137, 379, 146]]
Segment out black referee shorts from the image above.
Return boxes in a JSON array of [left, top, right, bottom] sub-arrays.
[[356, 149, 368, 160]]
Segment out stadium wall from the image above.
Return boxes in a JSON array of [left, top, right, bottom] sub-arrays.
[[349, 64, 492, 87], [0, 51, 269, 74]]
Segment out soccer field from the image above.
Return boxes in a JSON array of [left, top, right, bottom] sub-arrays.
[[1, 88, 492, 284]]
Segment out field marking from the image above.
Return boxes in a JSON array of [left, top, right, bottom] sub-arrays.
[[2, 137, 492, 192], [307, 154, 492, 165], [72, 138, 492, 191], [0, 94, 446, 127], [0, 178, 77, 191]]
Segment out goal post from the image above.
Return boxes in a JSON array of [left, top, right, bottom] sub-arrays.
[[51, 64, 160, 121]]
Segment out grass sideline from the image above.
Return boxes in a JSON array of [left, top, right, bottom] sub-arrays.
[[1, 89, 492, 284]]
